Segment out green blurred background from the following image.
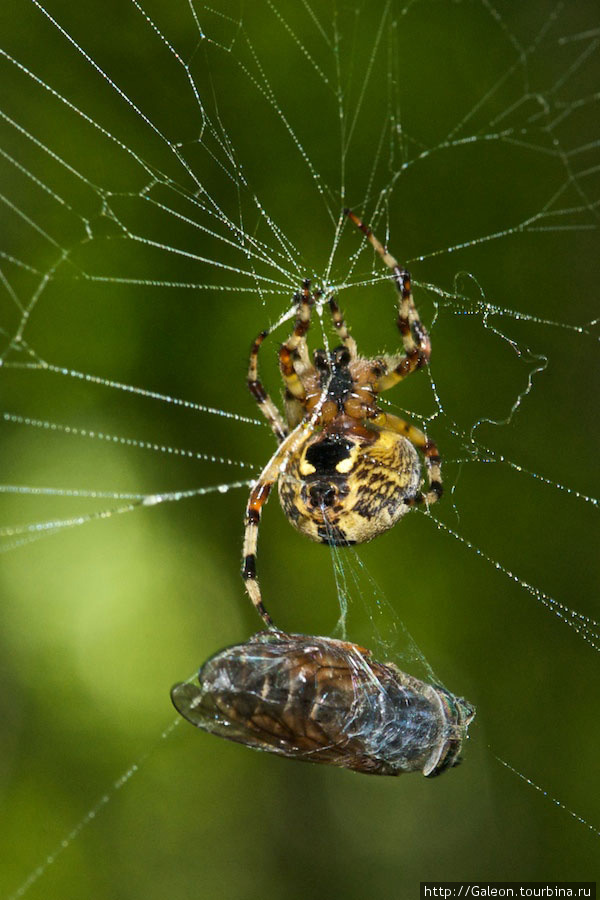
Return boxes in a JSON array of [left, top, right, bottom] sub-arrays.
[[1, 1, 599, 897]]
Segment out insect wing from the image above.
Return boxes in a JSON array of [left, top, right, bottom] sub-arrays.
[[171, 681, 213, 729], [170, 644, 354, 763], [170, 678, 282, 750]]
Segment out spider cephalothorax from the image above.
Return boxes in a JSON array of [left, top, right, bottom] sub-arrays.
[[242, 209, 442, 628]]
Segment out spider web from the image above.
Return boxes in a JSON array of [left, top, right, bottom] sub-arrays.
[[1, 0, 599, 896]]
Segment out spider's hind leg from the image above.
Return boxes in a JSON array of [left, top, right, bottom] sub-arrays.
[[242, 424, 306, 628], [247, 330, 288, 443]]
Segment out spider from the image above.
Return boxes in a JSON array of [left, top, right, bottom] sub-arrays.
[[243, 209, 442, 628]]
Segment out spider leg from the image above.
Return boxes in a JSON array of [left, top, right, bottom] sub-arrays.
[[370, 411, 442, 505], [328, 297, 358, 359], [345, 209, 431, 392], [278, 279, 316, 401], [247, 330, 288, 443], [242, 423, 307, 627]]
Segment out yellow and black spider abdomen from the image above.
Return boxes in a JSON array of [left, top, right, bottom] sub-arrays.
[[278, 425, 421, 545]]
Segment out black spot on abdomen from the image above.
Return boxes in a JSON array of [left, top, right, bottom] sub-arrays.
[[306, 437, 353, 475]]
